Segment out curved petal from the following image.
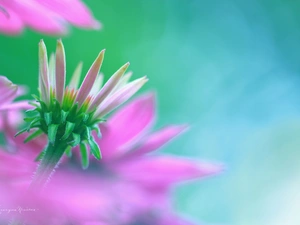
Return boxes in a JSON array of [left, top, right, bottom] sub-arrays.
[[114, 156, 223, 188], [95, 93, 156, 159], [125, 125, 189, 157]]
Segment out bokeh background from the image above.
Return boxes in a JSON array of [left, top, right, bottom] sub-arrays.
[[1, 0, 300, 224]]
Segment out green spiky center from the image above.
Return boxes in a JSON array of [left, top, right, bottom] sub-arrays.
[[18, 93, 105, 167]]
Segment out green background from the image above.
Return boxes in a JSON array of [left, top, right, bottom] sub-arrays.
[[1, 0, 300, 224]]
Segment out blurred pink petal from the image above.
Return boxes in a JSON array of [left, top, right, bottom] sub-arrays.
[[98, 93, 155, 158], [0, 6, 23, 34], [0, 0, 100, 35], [0, 76, 18, 106], [115, 156, 223, 188], [2, 0, 67, 34], [126, 125, 189, 156], [37, 0, 101, 29]]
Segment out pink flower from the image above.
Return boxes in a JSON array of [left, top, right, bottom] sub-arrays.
[[0, 0, 101, 35], [0, 79, 222, 224]]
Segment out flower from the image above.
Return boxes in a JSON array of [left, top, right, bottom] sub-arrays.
[[1, 93, 222, 224], [0, 0, 101, 35], [19, 39, 148, 188]]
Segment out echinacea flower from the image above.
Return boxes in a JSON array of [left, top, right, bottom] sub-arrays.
[[0, 0, 101, 35], [1, 91, 222, 225], [19, 39, 148, 188]]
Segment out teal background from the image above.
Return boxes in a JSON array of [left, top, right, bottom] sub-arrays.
[[1, 0, 300, 224]]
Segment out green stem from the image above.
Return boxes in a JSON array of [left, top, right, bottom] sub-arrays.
[[29, 141, 68, 190]]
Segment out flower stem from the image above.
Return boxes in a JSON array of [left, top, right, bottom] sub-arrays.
[[29, 141, 68, 190]]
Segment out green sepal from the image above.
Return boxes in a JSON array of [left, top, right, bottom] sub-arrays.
[[83, 114, 89, 123], [31, 94, 40, 101], [65, 145, 72, 158], [68, 133, 81, 147], [92, 118, 107, 125], [52, 99, 62, 123], [38, 100, 48, 112], [91, 125, 102, 138], [25, 108, 39, 114], [88, 137, 102, 160], [48, 124, 59, 144], [61, 121, 75, 140], [61, 110, 69, 123], [44, 112, 52, 125], [24, 129, 43, 143], [68, 103, 78, 121], [83, 126, 91, 140], [28, 117, 41, 131], [80, 143, 89, 169], [28, 102, 39, 108], [15, 127, 28, 137], [34, 150, 45, 162], [24, 116, 39, 122]]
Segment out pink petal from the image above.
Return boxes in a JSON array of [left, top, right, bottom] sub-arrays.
[[0, 101, 32, 111], [95, 76, 148, 118], [95, 93, 156, 159], [36, 0, 101, 29], [76, 50, 105, 107], [115, 156, 223, 188], [158, 215, 197, 225], [2, 0, 67, 34], [0, 110, 23, 130], [88, 63, 129, 111], [0, 6, 24, 34], [38, 40, 50, 105], [55, 39, 66, 103], [126, 125, 188, 157]]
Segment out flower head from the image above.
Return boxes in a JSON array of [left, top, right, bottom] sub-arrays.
[[2, 92, 222, 224], [20, 40, 147, 166], [0, 0, 101, 35]]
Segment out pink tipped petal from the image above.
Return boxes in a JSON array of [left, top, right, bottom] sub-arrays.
[[55, 39, 66, 103], [48, 53, 56, 90], [111, 71, 133, 93], [0, 6, 24, 34], [95, 76, 148, 118], [89, 62, 130, 111], [95, 93, 155, 158], [0, 76, 18, 106], [69, 62, 83, 89], [4, 0, 67, 34], [115, 156, 223, 188], [76, 50, 105, 106], [38, 40, 50, 105], [127, 125, 189, 156], [89, 74, 104, 96]]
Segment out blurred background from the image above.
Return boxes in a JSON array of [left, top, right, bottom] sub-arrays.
[[1, 0, 300, 224]]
